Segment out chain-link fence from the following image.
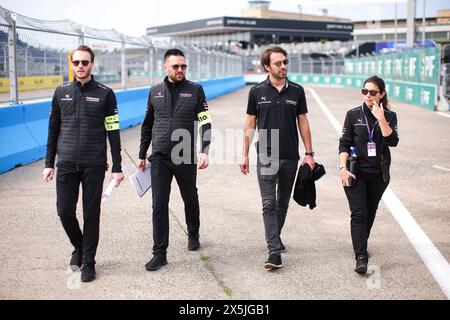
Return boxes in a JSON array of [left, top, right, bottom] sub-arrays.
[[0, 6, 243, 105], [240, 40, 350, 75], [242, 53, 345, 75]]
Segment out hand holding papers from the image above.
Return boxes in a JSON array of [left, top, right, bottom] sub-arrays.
[[129, 162, 152, 198]]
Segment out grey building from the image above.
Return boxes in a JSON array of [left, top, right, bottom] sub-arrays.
[[147, 16, 353, 50]]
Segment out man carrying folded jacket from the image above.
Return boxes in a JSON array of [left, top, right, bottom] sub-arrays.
[[240, 46, 316, 270]]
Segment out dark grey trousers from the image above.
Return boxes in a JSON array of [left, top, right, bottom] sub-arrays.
[[257, 156, 298, 255]]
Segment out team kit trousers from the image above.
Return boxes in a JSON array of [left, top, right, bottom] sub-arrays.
[[150, 156, 200, 256], [56, 164, 105, 264]]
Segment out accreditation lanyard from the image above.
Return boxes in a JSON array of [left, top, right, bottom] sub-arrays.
[[361, 106, 378, 157]]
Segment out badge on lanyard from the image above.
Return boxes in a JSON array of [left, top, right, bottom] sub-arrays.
[[362, 106, 378, 157], [367, 142, 377, 157]]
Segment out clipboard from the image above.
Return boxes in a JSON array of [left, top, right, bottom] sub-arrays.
[[129, 162, 152, 198]]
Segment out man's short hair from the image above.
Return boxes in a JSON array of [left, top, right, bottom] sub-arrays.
[[260, 46, 287, 72], [164, 48, 185, 61], [75, 45, 95, 62]]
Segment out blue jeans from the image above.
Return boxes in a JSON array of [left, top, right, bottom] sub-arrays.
[[257, 155, 298, 255]]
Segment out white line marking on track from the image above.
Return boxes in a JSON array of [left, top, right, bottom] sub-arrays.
[[308, 87, 450, 299], [436, 112, 450, 119], [432, 165, 450, 172]]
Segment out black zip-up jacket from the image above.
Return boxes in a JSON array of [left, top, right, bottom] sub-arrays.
[[139, 77, 212, 161], [339, 103, 399, 174], [293, 162, 326, 210], [45, 76, 122, 172]]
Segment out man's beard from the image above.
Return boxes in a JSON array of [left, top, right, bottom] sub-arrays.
[[271, 70, 286, 80], [169, 74, 184, 83]]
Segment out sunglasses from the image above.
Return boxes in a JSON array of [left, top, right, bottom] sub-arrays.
[[361, 88, 380, 96], [72, 60, 90, 67], [274, 59, 289, 67], [170, 64, 187, 71]]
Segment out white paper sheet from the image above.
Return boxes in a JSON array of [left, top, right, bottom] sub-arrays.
[[129, 163, 152, 198]]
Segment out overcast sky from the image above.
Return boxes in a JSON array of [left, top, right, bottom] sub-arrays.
[[1, 0, 448, 37]]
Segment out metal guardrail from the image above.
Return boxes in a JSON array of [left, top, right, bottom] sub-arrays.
[[242, 53, 345, 75], [0, 6, 243, 105]]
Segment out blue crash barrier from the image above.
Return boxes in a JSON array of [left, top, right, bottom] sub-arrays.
[[199, 76, 246, 100], [0, 105, 41, 173], [115, 87, 149, 130], [0, 76, 245, 174]]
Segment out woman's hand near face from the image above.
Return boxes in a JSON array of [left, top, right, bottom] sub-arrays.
[[371, 100, 386, 122]]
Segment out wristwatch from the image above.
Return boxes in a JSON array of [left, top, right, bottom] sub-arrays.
[[305, 152, 315, 157]]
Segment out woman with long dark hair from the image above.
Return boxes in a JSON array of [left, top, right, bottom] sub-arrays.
[[338, 75, 399, 274]]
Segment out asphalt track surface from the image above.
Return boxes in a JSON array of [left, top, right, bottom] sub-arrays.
[[1, 85, 449, 300]]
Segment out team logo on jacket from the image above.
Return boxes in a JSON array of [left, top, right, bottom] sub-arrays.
[[86, 96, 100, 103], [180, 93, 192, 98], [61, 94, 72, 101], [155, 92, 164, 98]]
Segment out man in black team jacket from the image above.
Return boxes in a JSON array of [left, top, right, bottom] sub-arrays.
[[137, 49, 212, 271], [42, 45, 124, 282]]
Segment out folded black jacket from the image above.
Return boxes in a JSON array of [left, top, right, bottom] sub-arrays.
[[293, 162, 326, 209]]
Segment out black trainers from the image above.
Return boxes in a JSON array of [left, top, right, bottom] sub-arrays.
[[145, 255, 168, 271], [264, 254, 283, 270], [81, 264, 96, 282], [188, 233, 200, 251], [354, 255, 368, 274], [279, 238, 286, 253], [69, 249, 82, 271]]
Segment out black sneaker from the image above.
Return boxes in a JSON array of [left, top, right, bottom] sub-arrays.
[[264, 254, 283, 270], [81, 264, 96, 282], [69, 249, 82, 271], [188, 233, 200, 251], [354, 255, 368, 274], [145, 255, 168, 271], [279, 238, 286, 253]]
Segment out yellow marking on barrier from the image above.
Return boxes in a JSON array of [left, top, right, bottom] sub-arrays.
[[197, 110, 212, 126], [0, 78, 9, 93], [68, 51, 74, 82], [0, 76, 64, 93]]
